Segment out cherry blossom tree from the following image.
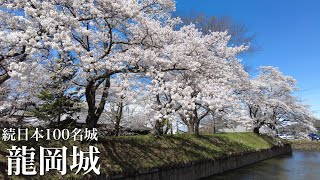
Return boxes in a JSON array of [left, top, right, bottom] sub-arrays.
[[0, 10, 30, 85], [2, 0, 250, 131], [1, 1, 316, 136], [103, 73, 147, 136], [243, 66, 316, 134], [1, 0, 186, 128], [0, 60, 50, 121], [148, 25, 249, 135]]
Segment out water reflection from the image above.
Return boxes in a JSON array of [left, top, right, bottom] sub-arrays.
[[206, 150, 320, 180]]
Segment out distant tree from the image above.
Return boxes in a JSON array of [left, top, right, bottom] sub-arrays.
[[0, 85, 10, 116], [30, 70, 81, 126], [178, 11, 256, 53], [148, 26, 248, 135], [242, 66, 316, 134], [0, 61, 50, 120], [177, 11, 256, 74], [31, 90, 80, 126], [103, 74, 142, 136]]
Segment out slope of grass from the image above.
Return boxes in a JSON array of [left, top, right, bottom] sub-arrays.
[[0, 132, 283, 179], [97, 132, 281, 176]]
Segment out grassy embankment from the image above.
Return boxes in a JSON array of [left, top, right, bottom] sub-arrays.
[[290, 140, 320, 151], [0, 132, 284, 179]]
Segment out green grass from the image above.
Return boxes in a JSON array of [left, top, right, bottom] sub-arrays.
[[290, 140, 320, 150], [97, 132, 281, 176], [0, 132, 284, 179]]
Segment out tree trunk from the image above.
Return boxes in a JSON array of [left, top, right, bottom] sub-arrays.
[[154, 120, 163, 136], [0, 73, 10, 85], [194, 120, 200, 136], [192, 108, 201, 136], [176, 121, 179, 134], [115, 101, 123, 136], [57, 103, 62, 125], [187, 122, 195, 134], [57, 113, 61, 125], [85, 76, 111, 128], [115, 118, 120, 136], [86, 112, 99, 129], [164, 120, 170, 134], [253, 127, 260, 134]]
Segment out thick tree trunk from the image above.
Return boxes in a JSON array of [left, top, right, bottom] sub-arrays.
[[194, 120, 200, 136], [187, 122, 195, 134], [116, 102, 123, 136], [193, 108, 202, 136], [86, 114, 98, 129], [85, 80, 96, 128], [114, 102, 123, 136], [85, 76, 111, 128], [253, 127, 260, 134], [115, 117, 121, 136], [154, 120, 163, 136]]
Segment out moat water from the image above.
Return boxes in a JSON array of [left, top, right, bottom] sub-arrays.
[[206, 150, 320, 180]]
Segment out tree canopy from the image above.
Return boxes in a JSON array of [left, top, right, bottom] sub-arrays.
[[0, 0, 316, 135]]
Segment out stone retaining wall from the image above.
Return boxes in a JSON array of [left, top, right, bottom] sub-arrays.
[[106, 144, 292, 180]]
